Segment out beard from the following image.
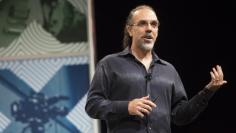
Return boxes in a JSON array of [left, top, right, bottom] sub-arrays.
[[138, 42, 154, 52], [137, 32, 156, 52]]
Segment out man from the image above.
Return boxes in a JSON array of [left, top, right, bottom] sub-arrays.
[[85, 5, 227, 133]]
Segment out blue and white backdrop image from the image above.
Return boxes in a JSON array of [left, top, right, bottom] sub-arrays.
[[0, 0, 97, 133]]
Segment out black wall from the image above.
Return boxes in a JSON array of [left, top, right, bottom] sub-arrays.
[[93, 0, 235, 132]]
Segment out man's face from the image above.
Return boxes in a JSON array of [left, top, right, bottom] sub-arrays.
[[128, 8, 159, 51]]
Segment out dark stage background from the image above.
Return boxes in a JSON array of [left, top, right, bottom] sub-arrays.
[[93, 0, 235, 133]]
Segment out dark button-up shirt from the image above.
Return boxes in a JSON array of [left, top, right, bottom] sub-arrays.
[[85, 48, 214, 133]]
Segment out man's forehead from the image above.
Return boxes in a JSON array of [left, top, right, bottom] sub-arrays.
[[132, 9, 157, 21]]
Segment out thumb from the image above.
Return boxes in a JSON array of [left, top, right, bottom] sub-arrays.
[[141, 95, 150, 100]]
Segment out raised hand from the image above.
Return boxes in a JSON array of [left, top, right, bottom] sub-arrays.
[[205, 65, 227, 91]]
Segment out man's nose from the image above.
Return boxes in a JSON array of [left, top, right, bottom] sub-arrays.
[[146, 23, 153, 30], [145, 25, 152, 32]]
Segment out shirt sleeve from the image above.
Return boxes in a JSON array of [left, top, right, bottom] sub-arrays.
[[85, 61, 129, 120], [171, 69, 215, 126]]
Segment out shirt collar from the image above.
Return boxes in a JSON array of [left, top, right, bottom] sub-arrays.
[[118, 47, 167, 65]]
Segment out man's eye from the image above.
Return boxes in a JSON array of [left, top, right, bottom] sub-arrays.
[[151, 22, 158, 27], [137, 21, 147, 27]]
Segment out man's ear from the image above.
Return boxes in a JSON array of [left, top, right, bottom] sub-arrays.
[[127, 25, 132, 37]]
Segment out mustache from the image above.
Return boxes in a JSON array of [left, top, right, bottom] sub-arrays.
[[143, 33, 153, 39], [145, 32, 152, 36]]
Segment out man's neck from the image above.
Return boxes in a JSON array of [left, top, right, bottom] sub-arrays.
[[131, 47, 152, 71], [131, 47, 152, 60]]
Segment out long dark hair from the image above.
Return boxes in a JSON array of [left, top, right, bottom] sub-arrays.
[[122, 5, 159, 49]]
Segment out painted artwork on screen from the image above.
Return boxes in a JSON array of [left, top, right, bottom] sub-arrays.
[[0, 0, 95, 133]]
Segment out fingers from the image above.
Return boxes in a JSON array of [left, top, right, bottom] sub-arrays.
[[139, 102, 153, 112], [206, 65, 227, 91], [128, 96, 157, 118], [142, 99, 157, 108], [136, 106, 149, 118], [216, 66, 227, 84], [212, 67, 219, 80], [210, 71, 215, 80], [141, 95, 150, 100], [216, 65, 224, 80], [138, 98, 156, 114], [211, 65, 225, 82]]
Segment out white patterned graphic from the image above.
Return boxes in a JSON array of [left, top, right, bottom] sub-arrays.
[[0, 20, 88, 59], [0, 56, 88, 92], [67, 94, 93, 133], [0, 112, 11, 133]]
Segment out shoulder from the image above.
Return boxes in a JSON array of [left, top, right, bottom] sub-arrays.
[[97, 51, 125, 66], [152, 51, 176, 71], [159, 59, 175, 68], [157, 59, 183, 82], [158, 58, 179, 74], [99, 53, 120, 62]]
